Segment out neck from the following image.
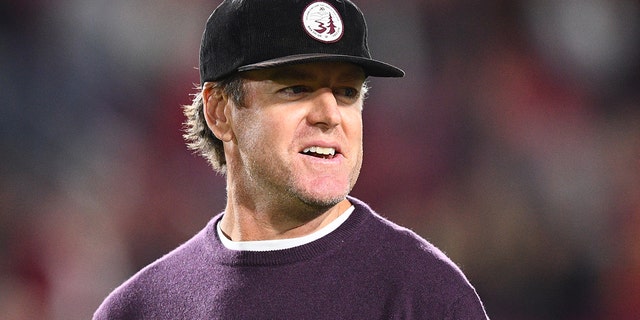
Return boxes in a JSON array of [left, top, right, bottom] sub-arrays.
[[219, 187, 352, 241]]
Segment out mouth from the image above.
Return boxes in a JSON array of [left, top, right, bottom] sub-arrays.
[[301, 146, 338, 160]]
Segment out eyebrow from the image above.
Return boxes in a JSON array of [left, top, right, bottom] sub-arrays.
[[266, 66, 366, 84]]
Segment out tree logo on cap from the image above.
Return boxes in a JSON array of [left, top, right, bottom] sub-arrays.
[[302, 1, 344, 43]]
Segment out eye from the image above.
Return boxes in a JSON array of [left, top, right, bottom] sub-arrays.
[[279, 85, 310, 96], [334, 87, 360, 101], [343, 87, 359, 98]]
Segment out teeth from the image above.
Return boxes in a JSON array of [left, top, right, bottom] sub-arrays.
[[303, 146, 336, 156]]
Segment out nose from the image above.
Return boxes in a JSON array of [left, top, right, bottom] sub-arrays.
[[307, 88, 341, 129]]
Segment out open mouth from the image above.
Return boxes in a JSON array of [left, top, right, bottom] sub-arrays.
[[301, 146, 338, 160]]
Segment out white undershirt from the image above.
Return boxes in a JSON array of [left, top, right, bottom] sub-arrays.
[[217, 206, 354, 252]]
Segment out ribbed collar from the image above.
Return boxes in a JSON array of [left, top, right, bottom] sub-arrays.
[[203, 196, 373, 267]]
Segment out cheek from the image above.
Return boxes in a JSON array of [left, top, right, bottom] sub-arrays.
[[344, 111, 364, 141], [232, 109, 266, 153], [235, 109, 295, 153]]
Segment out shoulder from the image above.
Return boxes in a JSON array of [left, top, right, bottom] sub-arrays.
[[349, 197, 460, 268], [348, 197, 488, 318], [93, 215, 221, 319], [360, 204, 468, 286]]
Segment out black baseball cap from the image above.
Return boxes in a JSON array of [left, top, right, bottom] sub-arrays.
[[199, 0, 405, 84]]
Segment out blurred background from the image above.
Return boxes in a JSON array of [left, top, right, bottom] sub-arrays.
[[1, 0, 639, 319]]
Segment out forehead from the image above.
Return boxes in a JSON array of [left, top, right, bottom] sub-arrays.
[[240, 62, 366, 83]]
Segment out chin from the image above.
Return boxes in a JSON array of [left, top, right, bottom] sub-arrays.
[[301, 194, 345, 209], [294, 185, 351, 210], [289, 170, 359, 210]]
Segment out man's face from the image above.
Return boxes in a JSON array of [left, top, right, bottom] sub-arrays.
[[227, 62, 366, 210]]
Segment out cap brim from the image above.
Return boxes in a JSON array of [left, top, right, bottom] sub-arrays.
[[237, 53, 405, 78]]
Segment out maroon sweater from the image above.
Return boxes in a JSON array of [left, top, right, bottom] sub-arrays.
[[94, 197, 488, 319]]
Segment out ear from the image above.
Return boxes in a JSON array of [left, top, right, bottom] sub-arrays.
[[203, 83, 234, 142]]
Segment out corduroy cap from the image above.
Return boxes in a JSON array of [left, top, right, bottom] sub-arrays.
[[199, 0, 404, 84]]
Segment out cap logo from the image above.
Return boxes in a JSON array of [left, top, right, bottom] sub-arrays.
[[302, 1, 344, 43]]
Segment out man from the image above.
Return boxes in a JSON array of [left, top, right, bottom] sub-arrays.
[[94, 0, 489, 319]]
